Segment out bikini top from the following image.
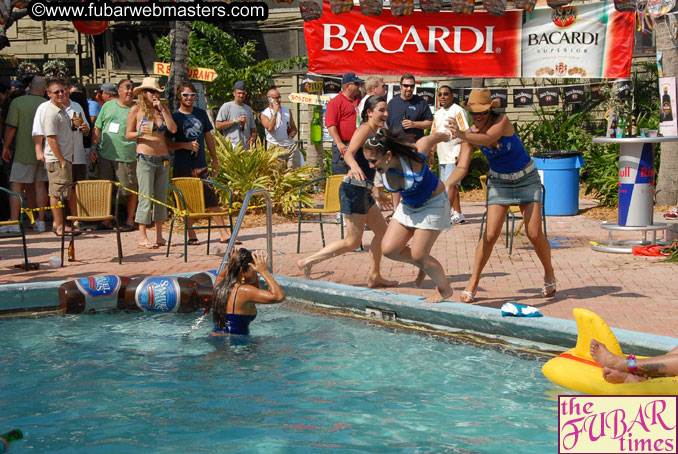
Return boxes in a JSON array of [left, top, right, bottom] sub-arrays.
[[142, 115, 168, 134], [381, 153, 439, 207], [213, 284, 257, 335], [478, 133, 531, 174]]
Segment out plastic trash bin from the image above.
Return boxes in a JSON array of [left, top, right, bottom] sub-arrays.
[[533, 150, 585, 216]]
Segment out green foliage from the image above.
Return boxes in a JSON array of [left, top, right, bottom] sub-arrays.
[[155, 22, 307, 110], [211, 132, 316, 215], [460, 149, 489, 190]]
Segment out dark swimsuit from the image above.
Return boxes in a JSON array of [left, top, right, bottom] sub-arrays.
[[213, 284, 257, 335]]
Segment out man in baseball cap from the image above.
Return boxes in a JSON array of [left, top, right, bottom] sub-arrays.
[[325, 73, 364, 175], [99, 82, 118, 104]]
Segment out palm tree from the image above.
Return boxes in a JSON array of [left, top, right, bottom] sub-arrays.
[[167, 21, 190, 111]]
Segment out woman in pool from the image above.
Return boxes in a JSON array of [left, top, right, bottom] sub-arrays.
[[212, 248, 284, 336], [447, 88, 556, 303], [590, 339, 678, 383], [126, 77, 177, 250], [362, 127, 465, 303], [296, 95, 396, 289]]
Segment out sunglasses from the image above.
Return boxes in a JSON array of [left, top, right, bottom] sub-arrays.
[[50, 89, 65, 95], [120, 84, 133, 89], [366, 136, 385, 149], [470, 109, 491, 116], [401, 84, 415, 89], [181, 93, 197, 98], [438, 92, 451, 97]]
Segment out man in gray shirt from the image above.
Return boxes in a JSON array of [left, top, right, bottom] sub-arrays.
[[215, 80, 256, 150]]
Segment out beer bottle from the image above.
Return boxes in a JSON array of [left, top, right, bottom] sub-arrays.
[[618, 116, 626, 137], [68, 237, 75, 262], [0, 429, 22, 453], [122, 276, 213, 314], [609, 115, 617, 138], [189, 271, 217, 289], [630, 115, 638, 137], [310, 106, 322, 145], [626, 115, 633, 137], [59, 275, 131, 314], [71, 112, 78, 131]]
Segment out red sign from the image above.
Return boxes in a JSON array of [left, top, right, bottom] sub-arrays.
[[304, 2, 522, 77]]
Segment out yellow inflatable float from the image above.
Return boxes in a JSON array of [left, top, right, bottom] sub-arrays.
[[542, 308, 678, 395]]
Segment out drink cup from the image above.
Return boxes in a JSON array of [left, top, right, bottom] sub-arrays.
[[48, 256, 62, 268]]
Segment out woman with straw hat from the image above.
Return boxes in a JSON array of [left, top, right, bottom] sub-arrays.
[[125, 77, 177, 249], [447, 88, 556, 303]]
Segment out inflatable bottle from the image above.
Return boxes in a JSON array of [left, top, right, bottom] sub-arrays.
[[189, 270, 218, 289], [59, 275, 131, 314], [123, 276, 213, 314], [0, 429, 23, 453]]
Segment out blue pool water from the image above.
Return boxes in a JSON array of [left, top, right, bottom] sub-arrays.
[[0, 305, 558, 453]]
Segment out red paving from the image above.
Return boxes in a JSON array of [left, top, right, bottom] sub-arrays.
[[1, 198, 677, 339]]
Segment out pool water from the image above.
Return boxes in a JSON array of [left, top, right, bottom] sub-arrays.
[[0, 305, 558, 453]]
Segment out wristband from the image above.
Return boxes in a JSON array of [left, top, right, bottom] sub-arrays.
[[138, 129, 142, 138], [626, 354, 638, 374]]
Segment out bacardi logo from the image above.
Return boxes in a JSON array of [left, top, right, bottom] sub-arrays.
[[552, 6, 577, 28]]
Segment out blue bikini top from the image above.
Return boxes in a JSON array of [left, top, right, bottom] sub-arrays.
[[381, 153, 439, 207], [142, 115, 167, 133]]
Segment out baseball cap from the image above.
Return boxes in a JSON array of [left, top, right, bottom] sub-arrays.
[[9, 80, 21, 89], [341, 73, 364, 85], [233, 80, 246, 91], [100, 82, 117, 94]]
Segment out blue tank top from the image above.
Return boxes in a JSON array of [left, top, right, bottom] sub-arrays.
[[212, 285, 257, 335], [479, 134, 531, 174], [381, 153, 439, 207]]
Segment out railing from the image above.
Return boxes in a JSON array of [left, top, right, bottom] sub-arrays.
[[217, 188, 273, 275]]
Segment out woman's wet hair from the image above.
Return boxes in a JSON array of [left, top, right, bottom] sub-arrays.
[[361, 95, 387, 123], [363, 127, 423, 163], [213, 248, 255, 325]]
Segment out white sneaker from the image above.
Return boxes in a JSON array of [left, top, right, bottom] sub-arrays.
[[451, 212, 467, 225], [32, 221, 46, 232], [0, 224, 20, 234]]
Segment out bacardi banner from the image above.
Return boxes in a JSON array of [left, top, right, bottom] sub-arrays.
[[304, 1, 634, 78]]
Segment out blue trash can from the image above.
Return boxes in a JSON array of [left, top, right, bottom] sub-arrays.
[[533, 151, 585, 216]]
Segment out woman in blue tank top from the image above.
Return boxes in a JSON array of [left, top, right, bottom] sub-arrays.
[[211, 248, 285, 336], [363, 128, 466, 303], [447, 89, 556, 303]]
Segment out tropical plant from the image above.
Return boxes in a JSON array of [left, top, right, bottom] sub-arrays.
[[42, 59, 69, 80], [16, 61, 38, 83], [211, 132, 317, 215], [155, 22, 307, 111]]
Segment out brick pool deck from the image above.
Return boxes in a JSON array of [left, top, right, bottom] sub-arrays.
[[1, 198, 677, 339]]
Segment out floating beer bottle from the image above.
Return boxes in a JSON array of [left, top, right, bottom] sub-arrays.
[[189, 270, 218, 289], [123, 276, 213, 314], [0, 429, 23, 453], [59, 275, 131, 314]]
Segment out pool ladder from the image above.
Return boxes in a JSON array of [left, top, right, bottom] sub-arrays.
[[217, 188, 273, 275]]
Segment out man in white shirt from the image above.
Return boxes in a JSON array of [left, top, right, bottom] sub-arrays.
[[432, 85, 466, 224], [260, 88, 300, 168], [358, 75, 387, 118]]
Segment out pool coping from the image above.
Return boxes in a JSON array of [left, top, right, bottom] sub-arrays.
[[0, 273, 674, 357]]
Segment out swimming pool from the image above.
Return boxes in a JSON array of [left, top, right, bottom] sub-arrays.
[[1, 303, 557, 453]]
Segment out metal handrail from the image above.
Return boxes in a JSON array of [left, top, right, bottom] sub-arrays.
[[217, 188, 273, 275]]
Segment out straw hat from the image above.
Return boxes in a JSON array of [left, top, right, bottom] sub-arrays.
[[133, 77, 165, 97], [463, 88, 500, 112]]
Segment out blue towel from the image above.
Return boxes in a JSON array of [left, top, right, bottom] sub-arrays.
[[501, 302, 543, 317]]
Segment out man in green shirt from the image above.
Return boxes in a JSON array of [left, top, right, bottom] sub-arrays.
[[91, 79, 137, 231], [1, 76, 48, 233]]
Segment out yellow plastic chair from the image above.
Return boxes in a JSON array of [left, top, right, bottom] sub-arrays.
[[297, 174, 345, 253], [0, 187, 30, 271], [478, 175, 547, 254], [60, 180, 123, 265], [167, 177, 234, 262]]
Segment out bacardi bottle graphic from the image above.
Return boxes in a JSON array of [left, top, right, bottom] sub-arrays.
[[662, 86, 673, 122]]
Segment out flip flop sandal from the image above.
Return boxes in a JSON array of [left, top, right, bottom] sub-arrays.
[[541, 282, 557, 298], [187, 238, 200, 246], [138, 242, 159, 250], [460, 290, 476, 303]]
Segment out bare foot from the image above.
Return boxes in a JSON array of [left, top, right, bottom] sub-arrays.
[[602, 368, 646, 384], [296, 259, 312, 279], [424, 286, 453, 303], [368, 276, 398, 288], [590, 339, 626, 371], [414, 269, 426, 288]]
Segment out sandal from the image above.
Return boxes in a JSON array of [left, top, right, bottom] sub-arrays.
[[460, 290, 476, 303], [187, 238, 200, 246], [541, 282, 557, 298], [138, 242, 159, 250]]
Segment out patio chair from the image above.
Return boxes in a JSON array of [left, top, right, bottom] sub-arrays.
[[297, 174, 345, 253], [0, 187, 30, 271], [60, 179, 123, 265], [167, 177, 234, 262], [478, 175, 547, 255]]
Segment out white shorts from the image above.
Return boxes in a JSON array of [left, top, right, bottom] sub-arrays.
[[10, 162, 48, 184]]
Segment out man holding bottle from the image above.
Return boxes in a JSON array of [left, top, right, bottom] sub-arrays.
[[260, 88, 300, 168], [215, 80, 256, 150], [386, 74, 433, 142]]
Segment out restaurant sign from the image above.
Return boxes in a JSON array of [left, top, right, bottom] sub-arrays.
[[304, 1, 634, 78], [153, 62, 218, 82]]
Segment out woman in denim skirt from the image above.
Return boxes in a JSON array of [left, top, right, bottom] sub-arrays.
[[448, 89, 556, 303], [297, 96, 396, 289]]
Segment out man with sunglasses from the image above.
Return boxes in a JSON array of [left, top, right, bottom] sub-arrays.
[[260, 88, 300, 169], [386, 74, 433, 142], [432, 85, 466, 224], [325, 72, 363, 175], [166, 81, 232, 245], [90, 79, 138, 231]]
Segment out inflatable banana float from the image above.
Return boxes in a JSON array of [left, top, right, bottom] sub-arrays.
[[542, 308, 678, 395]]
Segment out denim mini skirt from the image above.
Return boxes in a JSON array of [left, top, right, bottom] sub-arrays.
[[486, 168, 542, 206]]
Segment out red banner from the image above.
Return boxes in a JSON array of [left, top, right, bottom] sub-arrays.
[[303, 2, 635, 78]]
